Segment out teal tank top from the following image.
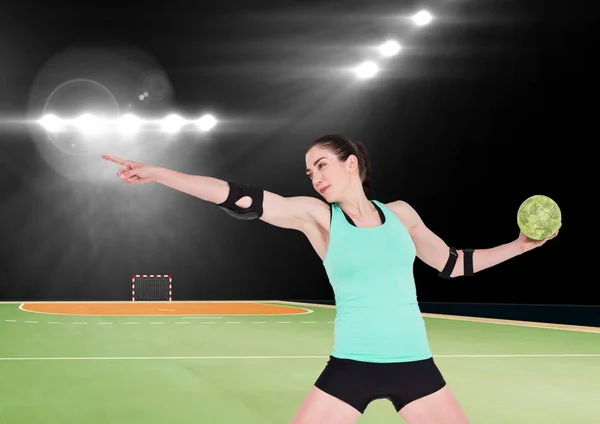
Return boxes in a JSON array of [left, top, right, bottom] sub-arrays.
[[323, 200, 432, 363]]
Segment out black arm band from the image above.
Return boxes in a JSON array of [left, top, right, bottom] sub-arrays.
[[463, 249, 474, 276], [439, 246, 458, 279], [439, 247, 474, 278], [217, 182, 264, 220]]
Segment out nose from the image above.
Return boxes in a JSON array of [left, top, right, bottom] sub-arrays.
[[313, 175, 323, 189]]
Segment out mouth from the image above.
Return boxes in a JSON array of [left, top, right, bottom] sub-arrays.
[[319, 185, 330, 194]]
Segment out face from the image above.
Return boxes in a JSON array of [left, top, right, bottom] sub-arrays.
[[305, 145, 358, 201]]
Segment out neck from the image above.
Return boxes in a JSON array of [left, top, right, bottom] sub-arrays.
[[337, 181, 372, 218]]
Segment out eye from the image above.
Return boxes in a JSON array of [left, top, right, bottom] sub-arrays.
[[318, 163, 326, 169]]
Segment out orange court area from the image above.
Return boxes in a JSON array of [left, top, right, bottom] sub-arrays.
[[19, 302, 311, 316]]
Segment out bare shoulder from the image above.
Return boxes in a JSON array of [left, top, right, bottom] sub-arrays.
[[385, 200, 421, 230]]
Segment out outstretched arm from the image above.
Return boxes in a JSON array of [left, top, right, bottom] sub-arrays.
[[102, 155, 327, 232], [387, 200, 559, 278]]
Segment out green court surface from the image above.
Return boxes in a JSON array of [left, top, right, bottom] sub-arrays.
[[1, 301, 599, 423]]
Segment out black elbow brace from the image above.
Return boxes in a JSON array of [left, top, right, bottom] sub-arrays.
[[217, 181, 264, 220], [438, 247, 474, 278]]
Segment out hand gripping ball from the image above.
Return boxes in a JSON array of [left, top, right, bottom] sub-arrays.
[[517, 195, 561, 240]]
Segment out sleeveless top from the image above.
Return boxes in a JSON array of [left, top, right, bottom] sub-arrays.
[[322, 200, 432, 363]]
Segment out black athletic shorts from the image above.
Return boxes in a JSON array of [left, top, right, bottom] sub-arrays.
[[314, 355, 446, 413]]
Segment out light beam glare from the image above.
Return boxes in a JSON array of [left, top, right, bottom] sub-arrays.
[[74, 113, 105, 135], [354, 61, 380, 79], [195, 114, 218, 132], [378, 40, 402, 57], [412, 10, 433, 26], [160, 114, 186, 133], [117, 114, 143, 135], [38, 114, 65, 132]]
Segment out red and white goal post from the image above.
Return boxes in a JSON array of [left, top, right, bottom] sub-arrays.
[[131, 274, 172, 301]]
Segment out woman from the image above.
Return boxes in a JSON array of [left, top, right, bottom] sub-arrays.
[[102, 134, 559, 423]]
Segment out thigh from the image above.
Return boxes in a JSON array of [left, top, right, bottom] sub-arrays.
[[386, 357, 447, 413], [289, 386, 362, 424], [399, 386, 470, 424]]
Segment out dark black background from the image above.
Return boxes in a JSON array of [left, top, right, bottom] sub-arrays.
[[0, 0, 591, 304]]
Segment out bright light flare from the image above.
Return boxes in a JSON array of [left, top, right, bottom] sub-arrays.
[[412, 10, 433, 26], [74, 113, 105, 135], [117, 114, 143, 134], [38, 114, 64, 132], [378, 40, 402, 57], [36, 112, 219, 134], [160, 114, 186, 133], [195, 114, 217, 132], [354, 61, 380, 79]]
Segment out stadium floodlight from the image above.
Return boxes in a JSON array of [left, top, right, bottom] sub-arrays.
[[195, 114, 218, 132], [38, 114, 65, 132], [378, 40, 402, 57], [117, 114, 143, 134], [354, 61, 380, 79], [160, 114, 186, 133], [74, 113, 104, 135], [412, 10, 433, 26]]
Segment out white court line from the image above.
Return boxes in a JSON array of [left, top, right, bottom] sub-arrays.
[[182, 317, 223, 319], [0, 354, 598, 361]]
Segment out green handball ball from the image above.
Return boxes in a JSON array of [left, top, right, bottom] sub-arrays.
[[517, 195, 561, 240]]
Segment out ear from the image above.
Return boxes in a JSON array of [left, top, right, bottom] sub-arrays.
[[346, 154, 359, 174]]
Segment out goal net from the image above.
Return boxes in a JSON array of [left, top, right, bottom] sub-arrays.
[[132, 274, 172, 301]]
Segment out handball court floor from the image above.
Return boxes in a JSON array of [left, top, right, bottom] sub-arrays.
[[1, 301, 599, 423]]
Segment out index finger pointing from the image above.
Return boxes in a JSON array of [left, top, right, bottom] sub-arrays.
[[101, 155, 125, 165]]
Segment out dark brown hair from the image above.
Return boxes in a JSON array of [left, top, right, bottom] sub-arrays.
[[307, 134, 372, 193]]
